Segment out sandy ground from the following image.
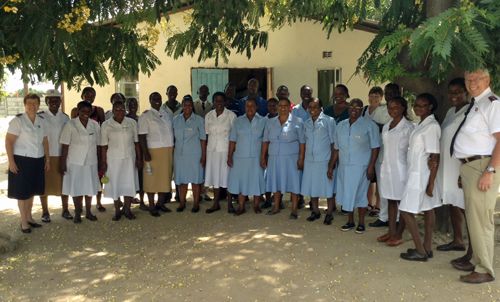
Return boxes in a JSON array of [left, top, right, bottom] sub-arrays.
[[0, 193, 498, 302], [0, 113, 499, 302]]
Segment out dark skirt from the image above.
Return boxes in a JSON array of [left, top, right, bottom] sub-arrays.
[[8, 155, 45, 200]]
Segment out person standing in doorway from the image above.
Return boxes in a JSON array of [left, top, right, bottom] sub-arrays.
[[193, 84, 212, 118], [239, 78, 268, 117]]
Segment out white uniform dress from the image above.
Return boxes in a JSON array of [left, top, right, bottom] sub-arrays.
[[399, 115, 441, 214], [379, 118, 414, 199], [204, 108, 236, 188], [437, 106, 467, 209], [60, 118, 101, 197], [100, 117, 139, 200]]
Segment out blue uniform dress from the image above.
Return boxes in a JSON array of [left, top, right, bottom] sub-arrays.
[[239, 96, 268, 117], [264, 114, 305, 194], [291, 103, 311, 122], [173, 114, 206, 185], [301, 113, 336, 198], [335, 117, 381, 211], [227, 114, 267, 196]]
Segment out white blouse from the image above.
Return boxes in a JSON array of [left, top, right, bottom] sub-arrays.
[[99, 117, 138, 160], [37, 110, 69, 157], [59, 118, 100, 166], [8, 113, 48, 158], [138, 108, 174, 149], [205, 108, 236, 152]]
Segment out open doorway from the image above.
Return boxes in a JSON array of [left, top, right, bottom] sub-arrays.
[[191, 68, 271, 100]]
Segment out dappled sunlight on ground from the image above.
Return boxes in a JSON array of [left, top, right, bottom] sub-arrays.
[[0, 193, 499, 301]]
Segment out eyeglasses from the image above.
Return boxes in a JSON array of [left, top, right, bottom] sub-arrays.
[[413, 103, 430, 108], [348, 106, 363, 110], [466, 77, 487, 84]]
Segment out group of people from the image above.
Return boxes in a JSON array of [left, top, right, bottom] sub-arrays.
[[6, 69, 500, 284]]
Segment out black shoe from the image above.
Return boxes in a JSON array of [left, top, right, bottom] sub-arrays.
[[369, 219, 389, 227], [206, 206, 221, 214], [203, 195, 212, 201], [20, 227, 31, 233], [400, 249, 428, 262], [261, 201, 272, 209], [191, 207, 200, 213], [323, 214, 334, 225], [306, 211, 321, 222], [139, 203, 150, 211], [279, 201, 285, 210], [308, 201, 313, 211], [41, 215, 51, 223], [408, 248, 434, 259], [355, 224, 366, 234], [289, 214, 298, 220], [73, 215, 82, 223], [156, 204, 172, 213], [150, 210, 161, 217], [28, 222, 42, 228], [61, 211, 73, 220], [164, 192, 172, 203], [341, 222, 356, 231], [341, 209, 349, 216], [297, 199, 305, 209], [85, 214, 98, 221], [228, 208, 236, 214], [176, 206, 186, 213]]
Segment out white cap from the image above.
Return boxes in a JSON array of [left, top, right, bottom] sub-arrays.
[[45, 89, 62, 98]]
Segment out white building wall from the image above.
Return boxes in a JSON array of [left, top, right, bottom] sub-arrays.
[[64, 13, 376, 113]]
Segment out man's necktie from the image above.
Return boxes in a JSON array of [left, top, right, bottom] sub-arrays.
[[449, 98, 476, 157], [202, 102, 205, 111]]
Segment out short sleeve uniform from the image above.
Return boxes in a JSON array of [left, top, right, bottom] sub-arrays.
[[379, 118, 414, 200], [99, 117, 139, 200], [437, 106, 467, 209], [301, 113, 336, 198], [399, 115, 441, 214], [60, 118, 101, 197], [204, 109, 236, 188], [227, 114, 267, 196], [37, 110, 70, 196], [173, 114, 206, 185], [7, 113, 49, 199], [291, 103, 311, 123], [334, 117, 381, 211], [263, 115, 305, 194]]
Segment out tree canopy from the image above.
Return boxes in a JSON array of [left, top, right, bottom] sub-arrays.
[[1, 0, 499, 90]]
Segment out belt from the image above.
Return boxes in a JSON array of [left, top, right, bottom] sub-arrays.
[[459, 155, 491, 164]]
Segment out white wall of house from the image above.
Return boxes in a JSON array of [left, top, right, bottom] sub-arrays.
[[63, 13, 376, 113]]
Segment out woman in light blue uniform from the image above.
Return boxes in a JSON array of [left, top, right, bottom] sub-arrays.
[[301, 98, 337, 225], [333, 98, 381, 234], [173, 95, 207, 213], [228, 98, 267, 216], [261, 98, 305, 220]]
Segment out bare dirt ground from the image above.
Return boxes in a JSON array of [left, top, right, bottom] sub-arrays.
[[0, 113, 499, 302], [0, 193, 499, 302]]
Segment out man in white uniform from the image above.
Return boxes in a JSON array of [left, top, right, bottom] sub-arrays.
[[452, 68, 500, 283]]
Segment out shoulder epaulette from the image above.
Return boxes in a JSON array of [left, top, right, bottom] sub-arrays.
[[37, 111, 44, 114], [15, 113, 22, 117], [489, 95, 498, 102]]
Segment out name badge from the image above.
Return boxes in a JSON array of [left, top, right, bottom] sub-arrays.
[[315, 128, 321, 132], [253, 127, 260, 130], [354, 135, 361, 138], [282, 133, 288, 137], [187, 128, 193, 131]]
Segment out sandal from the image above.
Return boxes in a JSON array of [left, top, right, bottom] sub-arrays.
[[369, 207, 380, 217]]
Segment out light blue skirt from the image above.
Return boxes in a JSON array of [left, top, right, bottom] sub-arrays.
[[336, 164, 369, 211], [266, 154, 302, 194], [227, 157, 266, 196], [301, 160, 335, 198], [174, 153, 204, 185]]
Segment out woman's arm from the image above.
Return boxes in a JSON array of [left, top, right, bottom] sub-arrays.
[[260, 142, 269, 169], [43, 136, 50, 171], [100, 145, 108, 173], [70, 108, 78, 119], [139, 134, 150, 161], [426, 153, 440, 197], [297, 143, 305, 170], [366, 148, 380, 181], [200, 139, 207, 168], [5, 133, 19, 174], [228, 141, 236, 168], [135, 142, 143, 170], [327, 143, 336, 180], [60, 144, 69, 175]]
